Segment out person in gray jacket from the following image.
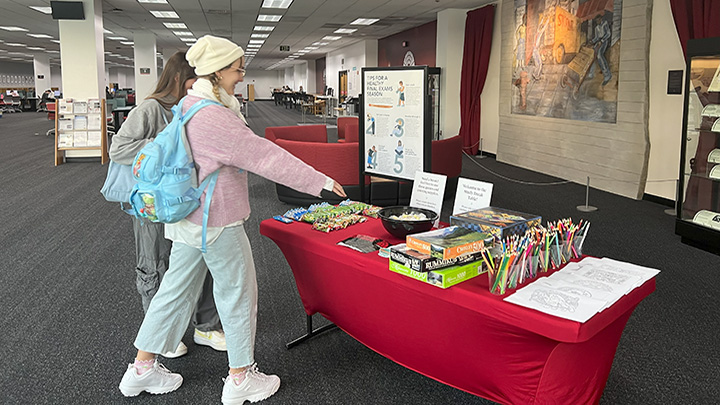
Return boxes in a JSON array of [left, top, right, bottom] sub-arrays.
[[109, 52, 226, 357]]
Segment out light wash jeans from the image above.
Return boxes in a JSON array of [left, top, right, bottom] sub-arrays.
[[131, 217, 221, 332], [134, 224, 258, 368]]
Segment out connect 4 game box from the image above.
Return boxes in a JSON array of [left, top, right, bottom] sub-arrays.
[[450, 207, 541, 241]]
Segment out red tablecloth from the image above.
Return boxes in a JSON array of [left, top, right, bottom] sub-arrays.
[[260, 218, 655, 404]]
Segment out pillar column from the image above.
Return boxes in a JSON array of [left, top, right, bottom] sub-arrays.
[[436, 9, 468, 140], [133, 32, 157, 101], [57, 0, 105, 158], [33, 54, 52, 97], [58, 0, 105, 100]]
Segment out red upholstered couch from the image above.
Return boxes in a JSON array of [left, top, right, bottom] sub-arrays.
[[337, 116, 358, 143], [266, 123, 463, 206], [265, 124, 369, 205], [265, 124, 327, 143]]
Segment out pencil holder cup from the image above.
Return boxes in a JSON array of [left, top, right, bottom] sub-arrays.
[[528, 255, 539, 280], [571, 235, 585, 259], [487, 266, 508, 295], [537, 250, 550, 273]]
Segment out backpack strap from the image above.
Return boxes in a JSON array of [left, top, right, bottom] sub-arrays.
[[199, 170, 219, 253], [179, 97, 222, 123]]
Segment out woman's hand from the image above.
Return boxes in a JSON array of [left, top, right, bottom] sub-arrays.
[[332, 181, 347, 197]]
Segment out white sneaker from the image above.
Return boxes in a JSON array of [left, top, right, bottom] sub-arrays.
[[221, 364, 280, 404], [161, 341, 188, 358], [194, 329, 227, 351], [119, 360, 183, 397]]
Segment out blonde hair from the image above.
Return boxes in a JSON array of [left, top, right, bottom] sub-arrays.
[[199, 58, 241, 109]]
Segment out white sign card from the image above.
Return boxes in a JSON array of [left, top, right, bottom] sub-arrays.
[[362, 67, 426, 181], [409, 171, 446, 227], [452, 178, 494, 215]]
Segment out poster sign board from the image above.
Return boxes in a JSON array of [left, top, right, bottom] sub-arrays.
[[452, 178, 494, 215], [361, 66, 430, 181]]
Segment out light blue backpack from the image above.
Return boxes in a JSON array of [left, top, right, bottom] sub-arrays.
[[129, 97, 220, 252]]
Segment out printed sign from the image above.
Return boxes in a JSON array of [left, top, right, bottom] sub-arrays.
[[452, 178, 494, 215], [410, 171, 446, 227], [362, 67, 428, 181]]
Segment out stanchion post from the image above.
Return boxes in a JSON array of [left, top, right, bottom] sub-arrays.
[[576, 176, 598, 212], [477, 137, 487, 159]]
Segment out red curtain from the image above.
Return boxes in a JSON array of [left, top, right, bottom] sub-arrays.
[[670, 0, 720, 56], [458, 5, 495, 155]]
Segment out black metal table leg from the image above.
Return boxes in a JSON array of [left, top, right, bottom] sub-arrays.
[[286, 314, 337, 349]]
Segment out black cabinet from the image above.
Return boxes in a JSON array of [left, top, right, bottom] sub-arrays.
[[676, 37, 720, 254]]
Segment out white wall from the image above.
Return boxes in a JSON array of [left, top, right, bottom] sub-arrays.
[[241, 69, 284, 99], [306, 59, 317, 94], [480, 2, 502, 153], [293, 62, 308, 91], [646, 0, 685, 200], [51, 66, 62, 90], [437, 8, 469, 141], [326, 40, 378, 99]]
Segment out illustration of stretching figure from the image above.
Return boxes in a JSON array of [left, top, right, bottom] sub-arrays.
[[396, 81, 405, 106], [366, 113, 375, 135], [390, 118, 404, 137], [395, 140, 404, 156], [367, 145, 377, 168]]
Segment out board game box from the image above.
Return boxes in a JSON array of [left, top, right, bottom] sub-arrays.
[[388, 258, 485, 289], [389, 243, 484, 272], [450, 207, 541, 240], [405, 226, 490, 260]]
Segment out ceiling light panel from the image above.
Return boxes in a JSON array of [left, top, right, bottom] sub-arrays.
[[27, 34, 53, 38], [0, 26, 29, 32], [163, 22, 187, 29], [251, 33, 269, 39], [173, 31, 194, 36], [322, 36, 341, 41], [312, 42, 328, 46], [28, 6, 52, 14], [5, 43, 26, 47], [120, 42, 134, 45], [334, 28, 357, 34], [150, 11, 179, 18], [107, 36, 128, 41], [138, 0, 168, 3], [248, 40, 265, 44], [254, 26, 275, 31], [350, 18, 379, 25], [257, 14, 282, 22], [261, 0, 293, 9]]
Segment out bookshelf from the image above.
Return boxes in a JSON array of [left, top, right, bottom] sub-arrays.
[[53, 98, 109, 166]]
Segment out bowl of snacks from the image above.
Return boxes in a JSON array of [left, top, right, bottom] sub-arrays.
[[377, 206, 439, 239]]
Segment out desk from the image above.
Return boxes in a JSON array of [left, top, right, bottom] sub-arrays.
[[260, 218, 655, 404], [112, 106, 134, 131]]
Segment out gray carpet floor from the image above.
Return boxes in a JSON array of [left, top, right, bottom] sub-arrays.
[[0, 102, 718, 404]]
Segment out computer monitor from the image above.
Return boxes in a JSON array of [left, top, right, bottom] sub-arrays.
[[54, 90, 61, 97], [5, 90, 11, 96]]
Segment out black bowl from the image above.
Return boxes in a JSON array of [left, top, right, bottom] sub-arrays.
[[377, 206, 439, 239]]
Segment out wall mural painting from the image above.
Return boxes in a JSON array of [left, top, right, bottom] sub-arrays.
[[512, 0, 622, 123]]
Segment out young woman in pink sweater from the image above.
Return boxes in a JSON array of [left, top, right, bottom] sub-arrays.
[[119, 36, 346, 404]]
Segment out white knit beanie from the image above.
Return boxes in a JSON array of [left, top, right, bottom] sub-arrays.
[[186, 35, 245, 76]]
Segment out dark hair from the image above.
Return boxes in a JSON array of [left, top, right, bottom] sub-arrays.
[[147, 52, 196, 109]]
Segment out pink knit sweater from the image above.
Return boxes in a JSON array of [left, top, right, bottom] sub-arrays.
[[181, 95, 326, 227]]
